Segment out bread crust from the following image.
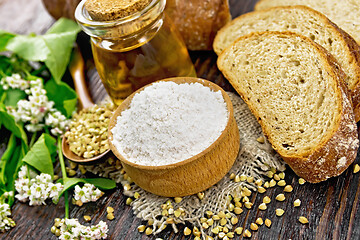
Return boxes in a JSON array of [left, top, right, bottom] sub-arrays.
[[165, 0, 231, 51], [218, 31, 359, 183], [214, 5, 360, 122]]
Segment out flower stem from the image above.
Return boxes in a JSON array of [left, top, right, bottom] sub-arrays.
[[29, 132, 37, 148], [0, 91, 7, 104], [58, 137, 67, 181], [64, 191, 69, 219], [57, 137, 69, 219]]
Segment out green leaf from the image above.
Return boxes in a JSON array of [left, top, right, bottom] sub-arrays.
[[0, 55, 11, 73], [45, 78, 77, 118], [4, 18, 80, 83], [0, 30, 16, 52], [0, 134, 16, 187], [6, 35, 50, 61], [46, 18, 80, 34], [42, 32, 78, 83], [22, 133, 56, 177], [82, 178, 117, 190], [0, 103, 28, 145], [2, 88, 26, 107], [60, 177, 116, 196], [43, 19, 80, 83]]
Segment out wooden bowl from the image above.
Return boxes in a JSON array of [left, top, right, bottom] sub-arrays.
[[108, 77, 240, 197]]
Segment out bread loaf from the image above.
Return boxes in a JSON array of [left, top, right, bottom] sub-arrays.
[[213, 5, 360, 122], [217, 31, 359, 182], [165, 0, 231, 51], [254, 0, 360, 45], [42, 0, 232, 51]]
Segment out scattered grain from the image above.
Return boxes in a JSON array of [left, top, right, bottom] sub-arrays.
[[265, 219, 272, 228], [257, 136, 265, 143], [294, 199, 301, 207], [255, 218, 263, 225], [299, 178, 306, 185], [263, 196, 271, 204], [243, 229, 252, 238], [277, 180, 286, 187], [206, 210, 214, 218], [211, 227, 220, 234], [126, 197, 132, 205], [269, 179, 276, 187], [240, 175, 247, 181], [276, 208, 285, 216], [255, 179, 263, 186], [258, 186, 266, 193], [273, 174, 280, 181], [247, 176, 254, 183], [259, 203, 267, 210], [83, 215, 91, 222], [234, 227, 243, 235], [197, 192, 205, 200], [212, 214, 220, 221], [250, 223, 258, 231], [107, 213, 114, 220], [137, 225, 146, 232], [218, 232, 226, 239], [284, 185, 293, 192], [231, 216, 238, 225], [244, 202, 253, 209], [234, 207, 243, 215], [145, 227, 152, 235], [227, 232, 234, 238], [275, 193, 285, 202], [299, 216, 309, 224], [354, 164, 360, 173]]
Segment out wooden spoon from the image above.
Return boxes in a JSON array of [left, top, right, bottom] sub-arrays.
[[62, 46, 110, 164]]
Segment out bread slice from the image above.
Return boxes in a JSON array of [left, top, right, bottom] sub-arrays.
[[213, 6, 360, 122], [217, 31, 359, 182], [254, 0, 360, 45]]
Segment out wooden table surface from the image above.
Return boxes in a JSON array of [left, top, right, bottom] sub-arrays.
[[1, 0, 360, 239]]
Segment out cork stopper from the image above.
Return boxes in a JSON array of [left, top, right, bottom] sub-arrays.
[[84, 0, 152, 21]]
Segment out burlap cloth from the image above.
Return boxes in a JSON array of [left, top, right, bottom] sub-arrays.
[[85, 92, 286, 239]]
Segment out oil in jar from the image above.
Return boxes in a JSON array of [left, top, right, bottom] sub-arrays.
[[91, 14, 196, 106]]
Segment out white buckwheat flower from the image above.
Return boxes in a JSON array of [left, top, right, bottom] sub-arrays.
[[14, 165, 64, 206], [73, 183, 104, 206], [0, 73, 29, 91], [53, 218, 108, 239], [2, 74, 71, 136], [0, 203, 16, 232]]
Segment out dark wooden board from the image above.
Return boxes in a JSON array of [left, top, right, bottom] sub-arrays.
[[1, 0, 360, 239]]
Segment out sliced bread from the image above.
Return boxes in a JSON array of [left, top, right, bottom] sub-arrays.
[[254, 0, 360, 44], [217, 31, 359, 182], [213, 6, 360, 121]]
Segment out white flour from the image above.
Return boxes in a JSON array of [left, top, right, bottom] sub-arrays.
[[111, 81, 229, 166]]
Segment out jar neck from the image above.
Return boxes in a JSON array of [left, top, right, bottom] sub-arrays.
[[75, 0, 166, 40]]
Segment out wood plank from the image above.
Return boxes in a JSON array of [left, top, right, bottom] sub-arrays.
[[1, 0, 360, 239]]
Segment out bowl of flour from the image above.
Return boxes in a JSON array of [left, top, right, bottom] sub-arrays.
[[108, 77, 240, 197]]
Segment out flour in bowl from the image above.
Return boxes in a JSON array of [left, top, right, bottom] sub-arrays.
[[111, 81, 229, 166]]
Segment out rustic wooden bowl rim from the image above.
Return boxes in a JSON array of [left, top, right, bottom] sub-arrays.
[[108, 77, 234, 171]]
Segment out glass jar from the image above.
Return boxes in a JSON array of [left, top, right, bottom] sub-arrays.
[[75, 0, 196, 105]]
